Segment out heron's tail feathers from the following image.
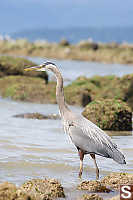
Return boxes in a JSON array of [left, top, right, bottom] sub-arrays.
[[112, 148, 126, 164]]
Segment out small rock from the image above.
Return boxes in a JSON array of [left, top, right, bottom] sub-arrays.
[[101, 173, 133, 190], [77, 180, 111, 193], [0, 182, 17, 200], [13, 113, 60, 120], [59, 39, 70, 46], [78, 40, 98, 51], [108, 195, 120, 200], [0, 181, 35, 200], [79, 193, 103, 200]]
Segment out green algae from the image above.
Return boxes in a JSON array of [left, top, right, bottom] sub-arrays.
[[82, 99, 132, 131]]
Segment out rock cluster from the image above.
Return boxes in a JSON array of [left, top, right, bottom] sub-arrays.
[[0, 55, 132, 131], [0, 179, 65, 200], [1, 39, 133, 64], [101, 173, 133, 190]]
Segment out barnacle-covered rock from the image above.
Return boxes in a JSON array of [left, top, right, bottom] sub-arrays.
[[19, 178, 65, 200], [79, 193, 103, 200], [77, 180, 111, 193], [101, 173, 133, 190], [13, 113, 60, 120], [82, 99, 132, 131], [0, 56, 48, 82]]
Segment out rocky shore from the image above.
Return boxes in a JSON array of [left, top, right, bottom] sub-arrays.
[[0, 38, 133, 64], [0, 178, 65, 200], [0, 55, 132, 131], [0, 53, 132, 200], [0, 173, 133, 200], [0, 56, 48, 82]]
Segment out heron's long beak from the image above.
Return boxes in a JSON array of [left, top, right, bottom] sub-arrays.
[[24, 65, 42, 71]]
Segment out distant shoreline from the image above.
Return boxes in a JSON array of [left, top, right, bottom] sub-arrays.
[[0, 38, 133, 65]]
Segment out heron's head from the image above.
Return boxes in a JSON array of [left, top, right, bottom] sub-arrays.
[[24, 61, 57, 72]]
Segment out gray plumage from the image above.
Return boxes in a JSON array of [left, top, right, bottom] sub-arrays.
[[63, 110, 125, 164], [25, 61, 126, 179]]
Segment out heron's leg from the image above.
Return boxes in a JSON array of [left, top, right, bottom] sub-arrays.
[[78, 149, 84, 178], [90, 153, 99, 180]]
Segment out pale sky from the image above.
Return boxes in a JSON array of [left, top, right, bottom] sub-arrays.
[[0, 0, 133, 34]]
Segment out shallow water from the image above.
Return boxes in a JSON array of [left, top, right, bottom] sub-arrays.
[[29, 56, 133, 85], [0, 98, 132, 199], [0, 58, 133, 199]]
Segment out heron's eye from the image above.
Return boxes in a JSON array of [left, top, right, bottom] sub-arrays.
[[69, 123, 74, 127]]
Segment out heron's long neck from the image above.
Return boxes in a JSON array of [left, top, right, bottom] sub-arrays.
[[55, 70, 68, 117]]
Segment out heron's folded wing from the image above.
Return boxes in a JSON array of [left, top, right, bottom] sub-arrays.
[[75, 116, 117, 149], [68, 125, 112, 157]]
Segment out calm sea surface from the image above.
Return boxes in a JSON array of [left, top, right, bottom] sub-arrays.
[[0, 58, 133, 199], [12, 27, 133, 44], [29, 57, 133, 84]]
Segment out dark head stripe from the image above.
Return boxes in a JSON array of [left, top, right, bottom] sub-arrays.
[[43, 61, 56, 66]]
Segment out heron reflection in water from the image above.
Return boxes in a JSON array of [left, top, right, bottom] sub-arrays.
[[24, 62, 126, 179]]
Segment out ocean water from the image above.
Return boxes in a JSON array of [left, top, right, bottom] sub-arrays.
[[11, 27, 133, 43], [29, 56, 133, 85], [0, 98, 132, 199], [0, 57, 132, 199]]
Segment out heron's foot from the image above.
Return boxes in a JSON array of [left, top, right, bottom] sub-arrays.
[[96, 174, 99, 180], [78, 171, 82, 178]]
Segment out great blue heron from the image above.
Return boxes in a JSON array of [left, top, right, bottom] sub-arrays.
[[24, 62, 126, 179]]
